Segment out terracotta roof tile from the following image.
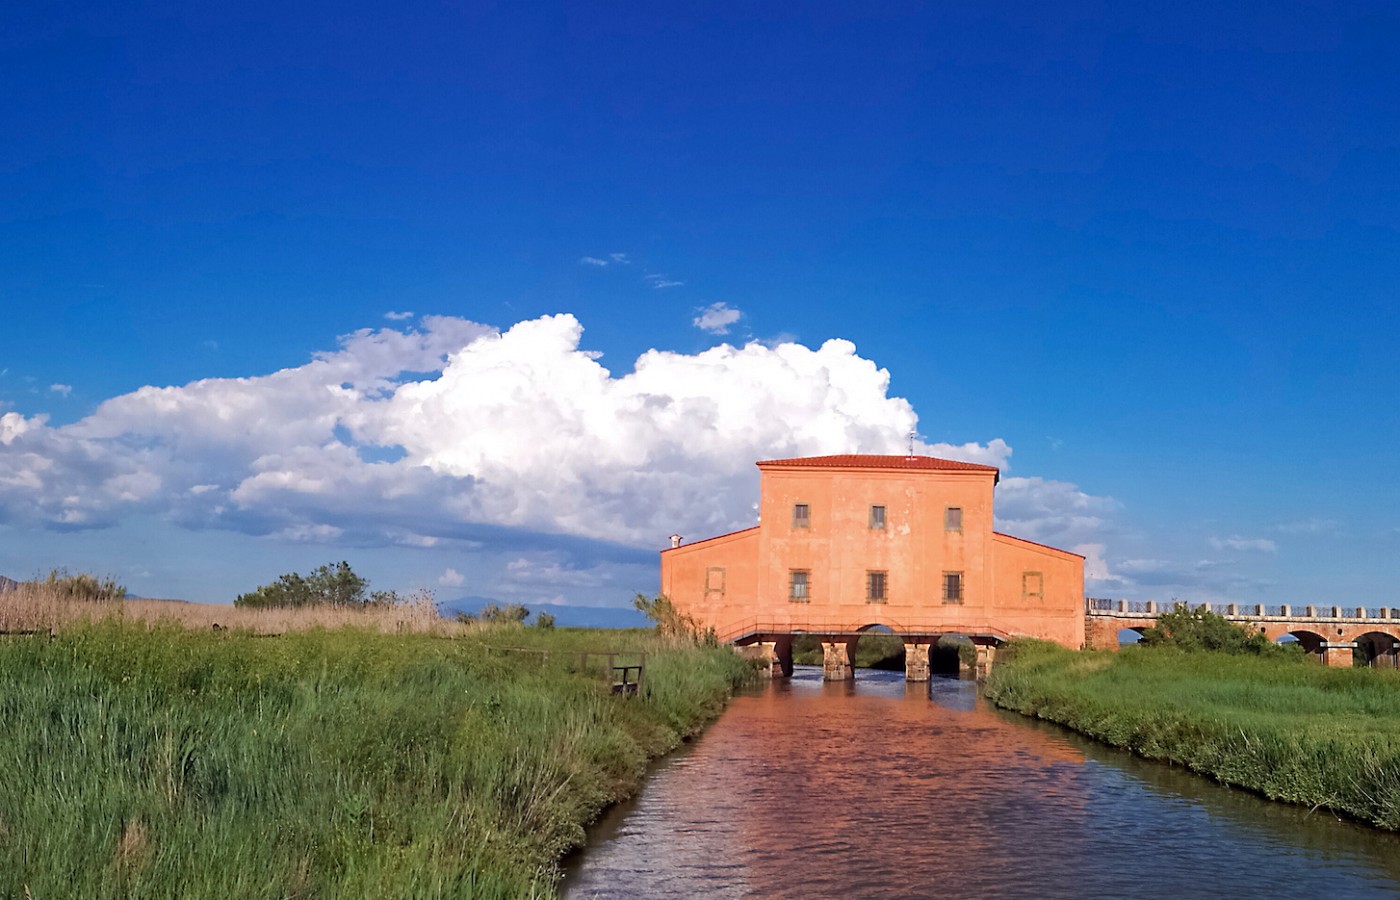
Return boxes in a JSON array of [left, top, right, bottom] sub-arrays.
[[756, 454, 1000, 479]]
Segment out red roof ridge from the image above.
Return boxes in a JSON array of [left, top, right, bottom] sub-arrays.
[[757, 454, 1000, 481]]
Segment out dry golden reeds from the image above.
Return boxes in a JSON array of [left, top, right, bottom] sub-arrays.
[[0, 580, 470, 636]]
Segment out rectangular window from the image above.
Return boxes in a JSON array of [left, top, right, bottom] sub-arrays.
[[705, 567, 726, 595], [945, 507, 963, 533], [792, 503, 810, 529], [867, 570, 887, 602], [1022, 571, 1044, 601], [869, 505, 886, 529], [943, 571, 964, 604], [789, 570, 810, 602]]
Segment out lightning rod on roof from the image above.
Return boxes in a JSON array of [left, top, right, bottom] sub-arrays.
[[907, 431, 916, 458]]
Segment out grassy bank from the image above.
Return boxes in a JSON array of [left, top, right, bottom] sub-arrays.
[[984, 640, 1400, 829], [0, 621, 752, 898]]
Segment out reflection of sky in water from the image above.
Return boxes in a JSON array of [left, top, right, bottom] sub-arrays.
[[566, 672, 1400, 899]]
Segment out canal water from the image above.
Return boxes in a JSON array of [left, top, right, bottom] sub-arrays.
[[564, 666, 1400, 899]]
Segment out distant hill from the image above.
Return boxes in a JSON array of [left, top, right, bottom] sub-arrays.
[[0, 575, 18, 592], [440, 595, 650, 629]]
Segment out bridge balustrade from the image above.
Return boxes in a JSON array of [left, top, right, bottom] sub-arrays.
[[1087, 600, 1400, 623]]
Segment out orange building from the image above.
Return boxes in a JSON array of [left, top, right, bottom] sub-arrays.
[[660, 455, 1085, 675]]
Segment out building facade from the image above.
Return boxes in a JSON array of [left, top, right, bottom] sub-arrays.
[[660, 454, 1086, 649]]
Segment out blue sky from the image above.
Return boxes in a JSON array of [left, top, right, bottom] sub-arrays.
[[3, 2, 1398, 607]]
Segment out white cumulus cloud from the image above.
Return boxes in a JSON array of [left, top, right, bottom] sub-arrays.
[[994, 476, 1118, 547], [438, 567, 465, 587], [0, 312, 1092, 555], [1075, 543, 1126, 587], [693, 302, 742, 334]]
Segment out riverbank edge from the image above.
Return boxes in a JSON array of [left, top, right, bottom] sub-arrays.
[[982, 639, 1400, 831], [546, 645, 759, 890]]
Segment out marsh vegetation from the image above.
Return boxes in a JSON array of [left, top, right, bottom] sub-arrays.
[[0, 579, 752, 898], [985, 632, 1400, 830]]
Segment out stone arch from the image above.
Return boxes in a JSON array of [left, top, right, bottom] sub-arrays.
[[1353, 631, 1399, 669], [846, 624, 906, 673], [930, 632, 975, 676], [1118, 626, 1146, 645], [1278, 629, 1326, 660]]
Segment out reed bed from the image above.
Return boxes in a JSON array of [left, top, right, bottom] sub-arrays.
[[984, 640, 1400, 829], [1, 580, 462, 635], [0, 617, 753, 898]]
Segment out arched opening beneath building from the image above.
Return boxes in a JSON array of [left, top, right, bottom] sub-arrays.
[[790, 633, 827, 667], [1277, 630, 1325, 661], [849, 624, 906, 671], [1118, 627, 1146, 645], [1354, 631, 1399, 668], [931, 633, 975, 675]]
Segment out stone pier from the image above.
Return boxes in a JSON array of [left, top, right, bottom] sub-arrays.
[[822, 641, 853, 680], [974, 644, 998, 679], [903, 642, 932, 681], [752, 641, 779, 678], [1322, 641, 1356, 668]]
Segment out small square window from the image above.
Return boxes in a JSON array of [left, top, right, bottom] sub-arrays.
[[789, 569, 810, 601], [867, 570, 887, 602], [945, 507, 963, 533], [1022, 571, 1043, 601], [706, 567, 726, 594], [869, 505, 886, 529], [792, 503, 810, 529], [943, 571, 963, 604]]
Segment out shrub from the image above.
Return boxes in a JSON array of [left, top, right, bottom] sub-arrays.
[[632, 593, 706, 644], [234, 561, 369, 608], [1139, 604, 1283, 655], [454, 603, 531, 626], [26, 569, 126, 602]]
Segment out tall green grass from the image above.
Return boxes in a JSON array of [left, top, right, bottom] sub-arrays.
[[0, 622, 752, 898], [984, 640, 1400, 829]]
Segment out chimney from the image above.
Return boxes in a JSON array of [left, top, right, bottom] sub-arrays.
[[669, 533, 683, 548]]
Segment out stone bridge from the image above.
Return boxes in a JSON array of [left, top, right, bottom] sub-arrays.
[[722, 617, 1008, 681], [1085, 598, 1400, 667]]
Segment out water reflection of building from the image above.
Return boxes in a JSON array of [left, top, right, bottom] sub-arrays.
[[662, 455, 1086, 658]]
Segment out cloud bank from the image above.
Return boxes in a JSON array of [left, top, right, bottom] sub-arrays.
[[0, 313, 1023, 551]]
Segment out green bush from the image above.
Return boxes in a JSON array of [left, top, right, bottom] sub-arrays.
[[1138, 604, 1287, 655], [234, 561, 369, 608], [633, 593, 708, 643]]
